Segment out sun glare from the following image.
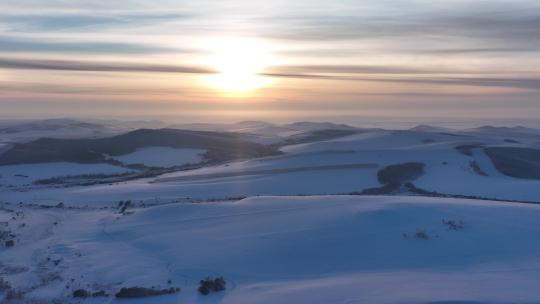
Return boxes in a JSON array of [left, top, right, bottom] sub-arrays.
[[205, 37, 272, 95]]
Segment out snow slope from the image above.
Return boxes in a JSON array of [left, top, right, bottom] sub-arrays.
[[108, 147, 206, 168], [0, 162, 133, 187], [2, 195, 540, 303]]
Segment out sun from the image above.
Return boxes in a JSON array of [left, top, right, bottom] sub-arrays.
[[204, 37, 272, 95]]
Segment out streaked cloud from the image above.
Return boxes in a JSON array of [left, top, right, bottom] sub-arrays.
[[2, 57, 538, 91], [0, 58, 215, 74], [0, 36, 184, 54], [0, 12, 192, 31]]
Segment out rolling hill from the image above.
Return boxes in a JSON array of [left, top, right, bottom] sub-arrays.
[[0, 128, 281, 166]]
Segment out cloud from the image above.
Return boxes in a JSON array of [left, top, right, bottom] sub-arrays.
[[0, 36, 185, 54], [0, 12, 192, 31], [0, 58, 215, 74], [269, 65, 450, 75], [2, 57, 538, 90], [261, 72, 540, 90], [257, 3, 540, 56]]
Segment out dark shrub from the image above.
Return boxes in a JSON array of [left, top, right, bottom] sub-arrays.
[[442, 219, 465, 230], [0, 278, 10, 291], [360, 182, 399, 195], [414, 229, 428, 240], [116, 287, 151, 298], [214, 277, 226, 291], [377, 162, 425, 185], [115, 286, 180, 298], [504, 138, 519, 143], [469, 160, 487, 176], [198, 277, 226, 295], [5, 239, 14, 247], [198, 284, 210, 295], [92, 290, 108, 297], [456, 144, 483, 156], [360, 162, 425, 194], [73, 289, 89, 298], [6, 289, 24, 300]]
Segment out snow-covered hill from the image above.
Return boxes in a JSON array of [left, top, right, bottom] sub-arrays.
[[106, 147, 206, 168], [2, 126, 540, 204], [2, 195, 540, 303]]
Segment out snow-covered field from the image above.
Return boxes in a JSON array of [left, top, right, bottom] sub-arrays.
[[0, 163, 133, 187], [1, 122, 540, 303], [2, 195, 540, 303], [108, 147, 206, 168]]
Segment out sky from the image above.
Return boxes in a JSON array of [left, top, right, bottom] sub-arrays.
[[0, 0, 539, 123]]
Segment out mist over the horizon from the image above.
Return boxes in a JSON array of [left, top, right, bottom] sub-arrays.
[[2, 115, 540, 131], [1, 0, 539, 121]]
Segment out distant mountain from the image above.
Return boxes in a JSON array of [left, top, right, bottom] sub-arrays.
[[284, 121, 357, 132], [0, 118, 105, 134], [171, 121, 359, 138], [409, 125, 452, 133], [170, 121, 279, 134], [0, 118, 131, 143], [230, 121, 276, 130], [0, 128, 281, 166], [0, 118, 181, 144], [464, 126, 540, 138]]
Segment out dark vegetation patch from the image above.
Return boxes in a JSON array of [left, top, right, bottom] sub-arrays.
[[422, 139, 436, 144], [359, 162, 425, 194], [484, 147, 540, 180], [280, 129, 359, 146], [117, 200, 132, 214], [0, 128, 281, 166], [404, 182, 540, 204], [33, 172, 133, 185], [402, 229, 429, 240], [353, 179, 540, 204], [360, 183, 398, 195], [1, 227, 16, 248], [92, 290, 108, 297], [0, 278, 24, 301], [469, 160, 488, 176], [198, 277, 226, 295], [72, 288, 109, 298], [115, 286, 180, 298], [72, 289, 89, 298], [440, 132, 472, 137], [414, 229, 429, 239], [455, 144, 484, 156], [442, 219, 465, 230], [377, 162, 425, 185]]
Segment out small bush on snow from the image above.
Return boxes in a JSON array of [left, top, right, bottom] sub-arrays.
[[414, 229, 429, 240], [442, 219, 465, 230], [115, 286, 180, 298], [72, 289, 89, 298], [198, 277, 226, 295]]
